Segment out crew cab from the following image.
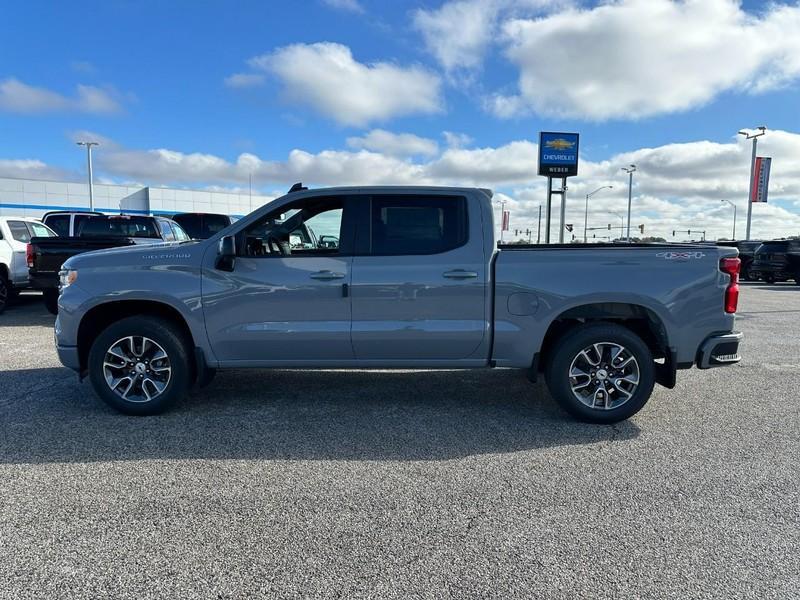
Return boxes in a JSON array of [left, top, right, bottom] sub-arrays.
[[54, 186, 743, 423], [28, 214, 190, 313], [748, 239, 800, 284], [42, 211, 104, 237], [0, 217, 57, 314]]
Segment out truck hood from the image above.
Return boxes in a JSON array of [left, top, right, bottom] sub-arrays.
[[63, 240, 205, 270]]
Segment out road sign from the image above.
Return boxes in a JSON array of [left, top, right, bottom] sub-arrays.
[[751, 157, 771, 203]]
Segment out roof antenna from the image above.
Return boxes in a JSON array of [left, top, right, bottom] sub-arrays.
[[288, 182, 307, 193]]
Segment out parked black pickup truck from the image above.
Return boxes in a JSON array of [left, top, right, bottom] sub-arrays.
[[717, 240, 762, 281], [28, 214, 190, 313], [749, 239, 800, 284]]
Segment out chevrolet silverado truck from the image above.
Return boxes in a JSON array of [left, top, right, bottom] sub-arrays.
[[54, 186, 743, 423], [29, 214, 191, 313]]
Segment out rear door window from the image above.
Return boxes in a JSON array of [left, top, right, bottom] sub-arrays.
[[7, 221, 32, 242], [367, 195, 468, 255], [27, 222, 55, 238], [157, 220, 176, 241], [44, 214, 70, 236]]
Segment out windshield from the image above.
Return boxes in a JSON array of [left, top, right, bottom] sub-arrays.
[[79, 216, 160, 239], [757, 242, 789, 253]]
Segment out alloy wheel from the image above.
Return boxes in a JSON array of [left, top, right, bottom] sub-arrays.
[[103, 336, 172, 403], [568, 342, 640, 410]]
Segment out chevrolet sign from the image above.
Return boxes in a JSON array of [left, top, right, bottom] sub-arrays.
[[538, 132, 579, 177]]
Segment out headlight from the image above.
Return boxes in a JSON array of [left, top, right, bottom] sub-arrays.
[[59, 270, 78, 290]]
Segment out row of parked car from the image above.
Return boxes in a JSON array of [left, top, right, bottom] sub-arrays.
[[717, 239, 800, 284], [0, 211, 233, 314]]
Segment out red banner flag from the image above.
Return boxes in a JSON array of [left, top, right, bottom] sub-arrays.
[[751, 157, 772, 203], [502, 210, 510, 231]]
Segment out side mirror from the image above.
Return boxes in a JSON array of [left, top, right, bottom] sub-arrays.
[[215, 235, 236, 271]]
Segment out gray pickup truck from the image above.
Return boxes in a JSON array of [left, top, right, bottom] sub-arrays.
[[54, 186, 742, 423]]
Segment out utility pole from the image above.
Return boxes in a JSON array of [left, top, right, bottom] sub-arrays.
[[738, 127, 766, 240], [249, 172, 253, 212], [76, 141, 99, 210], [621, 165, 636, 243], [721, 199, 737, 240], [584, 186, 613, 243]]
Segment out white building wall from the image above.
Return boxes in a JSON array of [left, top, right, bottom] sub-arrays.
[[0, 177, 275, 219]]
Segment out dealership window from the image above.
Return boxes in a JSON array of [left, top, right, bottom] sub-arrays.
[[369, 195, 467, 255]]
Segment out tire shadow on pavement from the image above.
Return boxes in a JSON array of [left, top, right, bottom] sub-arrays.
[[0, 367, 640, 464]]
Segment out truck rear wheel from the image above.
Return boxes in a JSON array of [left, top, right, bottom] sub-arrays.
[[87, 316, 191, 415], [43, 289, 59, 315], [545, 323, 655, 424]]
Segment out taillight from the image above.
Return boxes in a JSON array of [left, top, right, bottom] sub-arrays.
[[720, 257, 740, 314], [26, 243, 34, 269]]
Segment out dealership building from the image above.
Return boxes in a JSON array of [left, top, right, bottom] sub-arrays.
[[0, 176, 275, 219]]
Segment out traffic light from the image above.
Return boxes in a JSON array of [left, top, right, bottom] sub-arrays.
[[565, 224, 573, 232], [638, 224, 645, 234]]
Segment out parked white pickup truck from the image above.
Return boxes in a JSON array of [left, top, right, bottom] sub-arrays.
[[0, 217, 56, 313]]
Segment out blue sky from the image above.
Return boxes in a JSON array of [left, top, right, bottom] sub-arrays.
[[2, 0, 800, 240]]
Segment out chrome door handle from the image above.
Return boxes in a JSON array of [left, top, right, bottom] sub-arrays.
[[443, 270, 478, 279], [310, 270, 345, 280]]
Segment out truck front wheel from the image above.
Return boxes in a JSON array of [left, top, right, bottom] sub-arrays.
[[87, 316, 192, 415], [545, 323, 655, 424]]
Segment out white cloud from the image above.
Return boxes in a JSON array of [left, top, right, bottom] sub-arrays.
[[0, 159, 76, 181], [413, 0, 501, 73], [321, 0, 364, 14], [7, 129, 800, 241], [442, 131, 474, 148], [224, 73, 266, 88], [346, 129, 438, 157], [494, 0, 800, 120], [0, 78, 123, 114], [245, 42, 443, 126]]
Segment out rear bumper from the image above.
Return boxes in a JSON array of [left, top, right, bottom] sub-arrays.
[[696, 331, 742, 369], [749, 264, 792, 280], [28, 271, 58, 290]]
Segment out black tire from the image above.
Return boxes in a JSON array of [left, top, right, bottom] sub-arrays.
[[740, 265, 751, 281], [545, 322, 656, 424], [43, 289, 59, 315], [764, 274, 775, 284], [88, 316, 192, 415], [0, 274, 8, 315]]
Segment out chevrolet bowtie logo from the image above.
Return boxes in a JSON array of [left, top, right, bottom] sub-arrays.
[[544, 138, 575, 151]]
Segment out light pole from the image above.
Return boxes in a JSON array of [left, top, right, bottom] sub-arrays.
[[584, 186, 613, 243], [721, 199, 737, 240], [621, 164, 636, 242], [738, 126, 766, 240], [76, 141, 99, 211], [611, 212, 625, 239]]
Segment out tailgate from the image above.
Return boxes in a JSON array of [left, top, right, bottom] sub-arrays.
[[30, 237, 133, 273]]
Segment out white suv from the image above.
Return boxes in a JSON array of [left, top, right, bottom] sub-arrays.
[[0, 217, 57, 313]]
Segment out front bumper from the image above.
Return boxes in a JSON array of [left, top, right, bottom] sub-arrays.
[[696, 331, 742, 369], [57, 344, 81, 372]]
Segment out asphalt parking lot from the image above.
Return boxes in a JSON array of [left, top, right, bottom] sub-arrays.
[[0, 284, 798, 599]]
